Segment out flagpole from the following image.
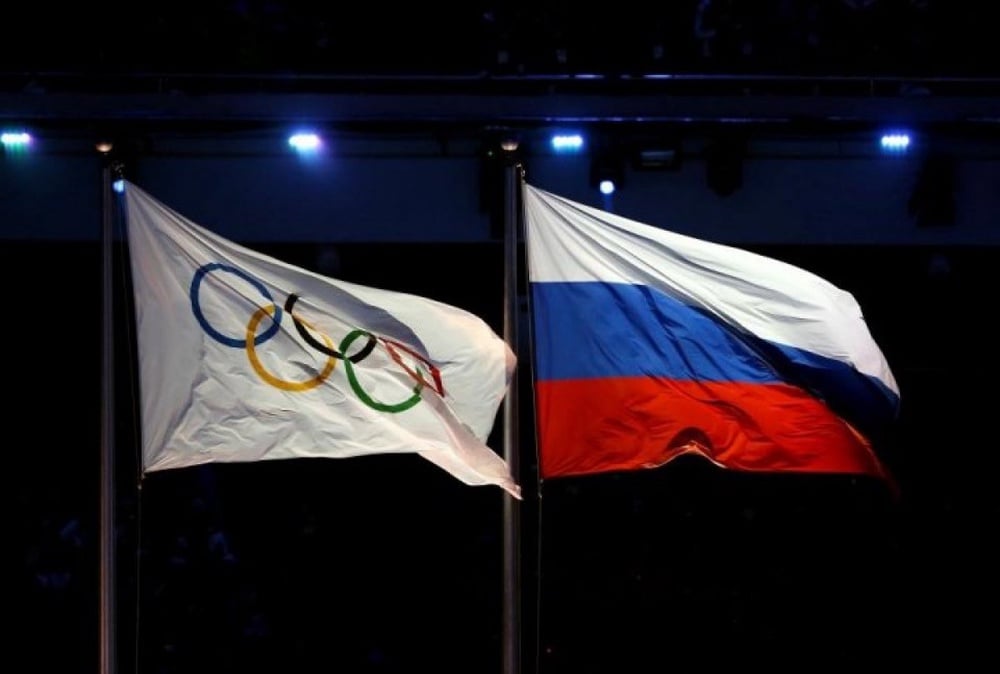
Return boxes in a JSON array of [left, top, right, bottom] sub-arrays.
[[501, 152, 522, 674], [99, 155, 118, 674]]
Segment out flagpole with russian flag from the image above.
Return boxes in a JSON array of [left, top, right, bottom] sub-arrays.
[[501, 149, 523, 674]]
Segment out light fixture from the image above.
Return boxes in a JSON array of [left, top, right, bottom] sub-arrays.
[[1, 131, 31, 149], [551, 133, 584, 153], [880, 132, 911, 153], [632, 137, 682, 171], [590, 150, 625, 195], [288, 132, 322, 152]]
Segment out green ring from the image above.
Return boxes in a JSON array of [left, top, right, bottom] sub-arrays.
[[340, 329, 423, 413]]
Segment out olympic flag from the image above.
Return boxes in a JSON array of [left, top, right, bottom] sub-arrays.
[[524, 184, 899, 482], [124, 181, 520, 498]]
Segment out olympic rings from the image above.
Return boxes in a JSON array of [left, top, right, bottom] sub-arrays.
[[191, 263, 282, 348], [189, 263, 444, 414], [340, 329, 423, 413], [245, 305, 338, 391], [284, 293, 377, 363]]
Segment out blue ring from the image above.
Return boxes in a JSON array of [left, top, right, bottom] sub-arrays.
[[190, 263, 282, 348]]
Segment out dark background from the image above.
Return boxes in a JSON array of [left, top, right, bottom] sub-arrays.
[[6, 2, 999, 674], [0, 1, 984, 76]]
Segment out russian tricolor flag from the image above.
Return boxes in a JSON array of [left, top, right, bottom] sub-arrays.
[[524, 184, 899, 482]]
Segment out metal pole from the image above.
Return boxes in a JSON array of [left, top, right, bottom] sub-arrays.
[[99, 159, 117, 674], [501, 155, 522, 674]]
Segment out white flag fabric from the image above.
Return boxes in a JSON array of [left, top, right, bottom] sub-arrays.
[[124, 181, 519, 498]]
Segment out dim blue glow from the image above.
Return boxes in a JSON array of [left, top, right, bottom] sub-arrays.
[[551, 134, 584, 152], [113, 179, 125, 194], [598, 179, 616, 195], [288, 132, 322, 152], [1, 131, 31, 147], [880, 133, 911, 152]]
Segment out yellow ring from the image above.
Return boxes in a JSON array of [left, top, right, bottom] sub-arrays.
[[245, 305, 337, 391]]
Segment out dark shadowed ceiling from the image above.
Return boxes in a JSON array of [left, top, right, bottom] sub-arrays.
[[0, 2, 991, 80]]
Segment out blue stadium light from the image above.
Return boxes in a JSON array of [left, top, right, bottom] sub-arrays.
[[288, 132, 322, 153], [880, 132, 911, 153], [113, 179, 125, 194], [1, 131, 31, 148], [598, 179, 616, 195], [551, 134, 584, 153]]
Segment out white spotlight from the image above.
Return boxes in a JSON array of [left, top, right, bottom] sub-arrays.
[[880, 133, 911, 152], [1, 131, 31, 148], [551, 134, 584, 152], [288, 132, 322, 152]]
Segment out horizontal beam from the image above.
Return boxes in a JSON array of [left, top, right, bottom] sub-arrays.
[[3, 91, 1000, 129], [3, 72, 1000, 131]]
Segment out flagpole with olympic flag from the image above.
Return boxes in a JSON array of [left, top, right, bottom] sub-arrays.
[[99, 152, 120, 674]]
